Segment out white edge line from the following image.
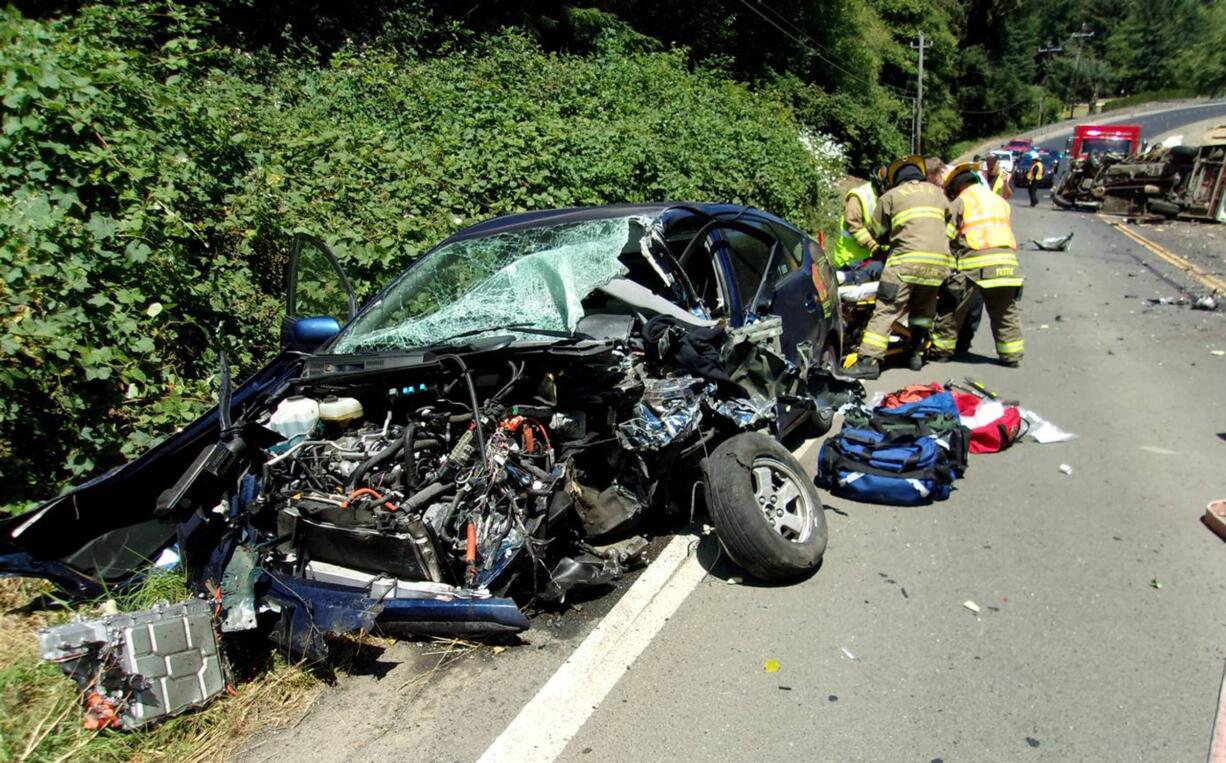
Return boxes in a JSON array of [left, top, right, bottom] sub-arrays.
[[1209, 659, 1226, 763], [477, 532, 708, 763]]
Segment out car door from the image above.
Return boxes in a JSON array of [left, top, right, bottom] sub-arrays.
[[714, 218, 824, 363]]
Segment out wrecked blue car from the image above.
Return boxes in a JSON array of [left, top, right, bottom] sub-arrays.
[[4, 204, 853, 727]]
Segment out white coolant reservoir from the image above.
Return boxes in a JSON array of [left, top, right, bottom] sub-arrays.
[[318, 396, 363, 426], [269, 396, 320, 441]]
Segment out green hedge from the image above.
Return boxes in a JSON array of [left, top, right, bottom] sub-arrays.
[[0, 4, 843, 505]]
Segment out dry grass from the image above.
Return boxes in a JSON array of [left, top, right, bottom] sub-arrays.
[[0, 574, 502, 762], [0, 577, 323, 763]]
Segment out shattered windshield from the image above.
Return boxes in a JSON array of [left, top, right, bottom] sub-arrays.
[[332, 216, 641, 353]]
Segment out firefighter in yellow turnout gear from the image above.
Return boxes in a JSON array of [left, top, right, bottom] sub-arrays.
[[930, 163, 1025, 367], [843, 156, 954, 380], [833, 168, 885, 268]]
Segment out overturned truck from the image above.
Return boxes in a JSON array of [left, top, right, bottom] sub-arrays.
[[1053, 126, 1226, 222], [2, 204, 856, 729]]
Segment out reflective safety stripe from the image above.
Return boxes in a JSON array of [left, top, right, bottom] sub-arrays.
[[892, 206, 946, 228], [959, 251, 1020, 270], [945, 222, 958, 240], [975, 276, 1025, 288], [931, 334, 957, 350], [890, 251, 956, 268], [897, 275, 947, 286], [851, 227, 876, 245], [861, 331, 889, 349], [996, 339, 1024, 355], [991, 172, 1007, 195], [910, 316, 933, 328], [959, 185, 1017, 251]]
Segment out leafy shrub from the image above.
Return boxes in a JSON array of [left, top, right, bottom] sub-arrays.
[[0, 4, 265, 499], [1, 5, 842, 505]]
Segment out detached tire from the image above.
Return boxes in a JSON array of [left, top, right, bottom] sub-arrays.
[[702, 432, 827, 581]]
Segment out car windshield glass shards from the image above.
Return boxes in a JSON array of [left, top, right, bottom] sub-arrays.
[[332, 216, 643, 353]]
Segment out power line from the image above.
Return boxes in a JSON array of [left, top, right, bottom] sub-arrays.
[[734, 0, 916, 101], [747, 0, 917, 101]]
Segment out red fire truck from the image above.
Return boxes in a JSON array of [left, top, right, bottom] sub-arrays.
[[1066, 124, 1143, 159]]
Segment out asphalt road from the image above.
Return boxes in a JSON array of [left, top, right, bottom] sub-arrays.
[[1035, 100, 1226, 153]]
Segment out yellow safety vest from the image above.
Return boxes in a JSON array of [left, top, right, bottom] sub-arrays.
[[959, 185, 1017, 251], [951, 185, 1022, 287], [990, 171, 1007, 195], [833, 183, 881, 268]]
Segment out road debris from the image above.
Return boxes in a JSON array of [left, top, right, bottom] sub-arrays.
[[840, 647, 858, 661], [1059, 464, 1073, 475], [1211, 350, 1226, 357], [963, 600, 981, 614], [1020, 408, 1077, 444], [1193, 294, 1219, 311], [1150, 578, 1162, 590], [38, 600, 226, 730], [1030, 233, 1074, 251], [763, 659, 781, 673], [1203, 500, 1226, 542]]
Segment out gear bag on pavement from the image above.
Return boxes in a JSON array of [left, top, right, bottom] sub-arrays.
[[950, 391, 1024, 453], [816, 427, 957, 506], [818, 390, 969, 506], [849, 391, 970, 474]]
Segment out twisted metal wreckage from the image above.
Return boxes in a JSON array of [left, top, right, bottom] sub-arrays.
[[1053, 126, 1226, 222], [2, 204, 860, 729]]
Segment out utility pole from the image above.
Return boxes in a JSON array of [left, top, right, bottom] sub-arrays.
[[1067, 24, 1094, 119], [1037, 42, 1063, 127], [911, 32, 931, 154]]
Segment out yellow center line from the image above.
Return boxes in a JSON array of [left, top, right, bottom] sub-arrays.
[[1099, 215, 1226, 293]]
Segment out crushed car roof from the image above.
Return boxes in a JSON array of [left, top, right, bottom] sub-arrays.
[[447, 202, 795, 242]]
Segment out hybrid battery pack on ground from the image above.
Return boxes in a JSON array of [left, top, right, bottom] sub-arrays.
[[38, 600, 226, 730]]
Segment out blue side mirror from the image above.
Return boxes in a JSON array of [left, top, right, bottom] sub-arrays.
[[281, 315, 341, 351]]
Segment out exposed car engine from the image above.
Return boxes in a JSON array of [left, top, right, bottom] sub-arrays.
[[251, 349, 668, 612]]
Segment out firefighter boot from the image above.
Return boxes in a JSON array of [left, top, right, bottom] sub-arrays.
[[842, 357, 881, 380], [908, 328, 929, 372]]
